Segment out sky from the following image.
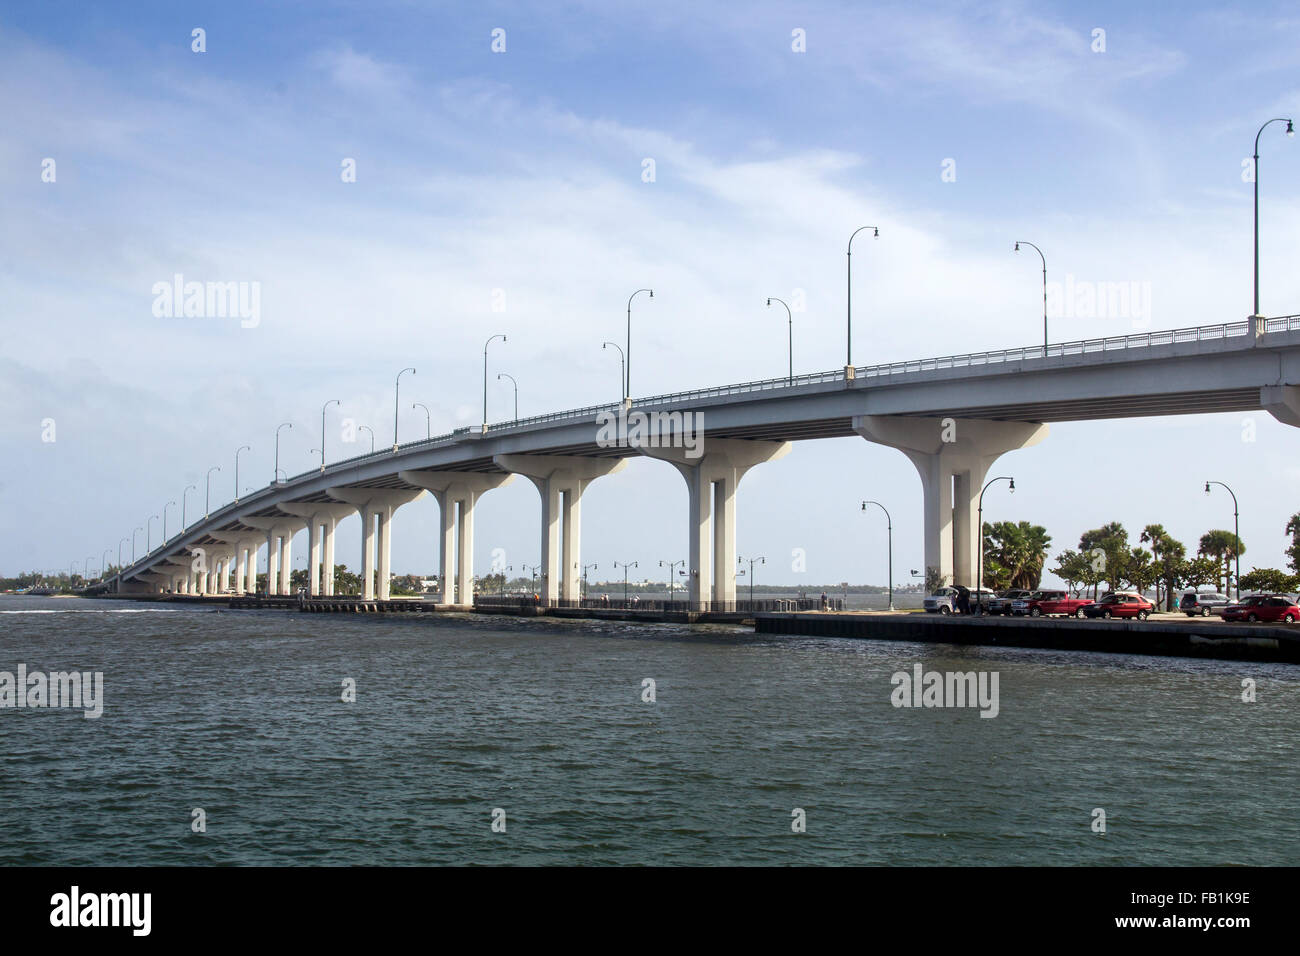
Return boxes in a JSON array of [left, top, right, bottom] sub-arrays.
[[2, 0, 1299, 588]]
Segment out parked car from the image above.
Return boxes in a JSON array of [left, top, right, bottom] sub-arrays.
[[1082, 591, 1155, 620], [1033, 592, 1097, 618], [1010, 590, 1066, 616], [924, 587, 958, 614], [988, 589, 1033, 615], [1222, 594, 1300, 623], [1179, 591, 1230, 617]]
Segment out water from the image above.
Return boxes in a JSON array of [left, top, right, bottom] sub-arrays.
[[1, 594, 1296, 865]]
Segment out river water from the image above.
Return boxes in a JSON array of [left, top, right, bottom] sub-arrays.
[[1, 594, 1295, 865]]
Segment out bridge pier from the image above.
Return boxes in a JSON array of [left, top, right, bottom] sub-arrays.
[[399, 471, 513, 606], [638, 439, 790, 608], [325, 489, 425, 600], [854, 415, 1048, 589], [241, 518, 308, 595], [278, 503, 357, 596], [494, 455, 627, 604]]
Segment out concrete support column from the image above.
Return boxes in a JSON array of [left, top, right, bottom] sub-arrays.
[[266, 532, 279, 596], [246, 543, 258, 594], [324, 489, 426, 601], [323, 521, 337, 594], [398, 471, 512, 606], [853, 415, 1048, 589], [494, 455, 627, 604], [278, 535, 292, 595], [637, 438, 791, 608]]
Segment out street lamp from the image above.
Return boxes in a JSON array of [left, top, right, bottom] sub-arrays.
[[205, 466, 221, 518], [1014, 241, 1048, 356], [602, 341, 625, 405], [626, 289, 653, 399], [660, 559, 684, 603], [102, 549, 111, 580], [846, 225, 879, 374], [321, 399, 340, 471], [182, 484, 196, 530], [412, 403, 432, 440], [614, 560, 637, 605], [976, 476, 1015, 613], [359, 425, 375, 454], [1251, 117, 1294, 318], [235, 444, 250, 502], [274, 423, 292, 482], [163, 500, 176, 542], [394, 367, 416, 450], [497, 372, 519, 421], [483, 334, 506, 429], [118, 537, 128, 571], [1205, 480, 1241, 601], [738, 555, 765, 605], [766, 297, 793, 384], [582, 562, 598, 599], [861, 499, 894, 610]]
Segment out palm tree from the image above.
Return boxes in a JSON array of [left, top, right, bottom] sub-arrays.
[[1141, 524, 1186, 610], [983, 521, 1052, 590], [1198, 530, 1245, 594]]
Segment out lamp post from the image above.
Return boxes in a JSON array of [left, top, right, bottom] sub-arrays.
[[738, 555, 765, 605], [205, 466, 221, 518], [272, 423, 292, 482], [660, 559, 684, 603], [1252, 117, 1295, 318], [1014, 241, 1048, 356], [976, 476, 1015, 614], [102, 549, 111, 581], [394, 367, 416, 450], [766, 297, 793, 384], [1205, 480, 1241, 601], [626, 289, 653, 399], [497, 372, 518, 421], [846, 225, 879, 373], [321, 399, 340, 471], [163, 499, 176, 542], [614, 560, 637, 605], [182, 484, 196, 530], [118, 537, 128, 571], [602, 342, 625, 405], [359, 425, 374, 454], [860, 499, 894, 610], [235, 444, 250, 502], [483, 334, 506, 428], [147, 514, 158, 552], [582, 562, 598, 599], [412, 403, 431, 440]]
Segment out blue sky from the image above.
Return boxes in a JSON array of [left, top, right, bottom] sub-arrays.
[[2, 1, 1299, 585]]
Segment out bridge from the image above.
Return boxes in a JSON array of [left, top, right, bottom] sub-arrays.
[[107, 315, 1300, 608]]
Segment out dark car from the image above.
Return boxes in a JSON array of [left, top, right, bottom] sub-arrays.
[[1222, 594, 1300, 623], [988, 589, 1033, 616], [1081, 591, 1155, 620]]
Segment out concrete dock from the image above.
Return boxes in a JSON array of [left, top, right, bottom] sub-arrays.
[[755, 611, 1300, 664]]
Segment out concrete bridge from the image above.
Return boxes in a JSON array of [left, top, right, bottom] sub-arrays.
[[110, 315, 1300, 608]]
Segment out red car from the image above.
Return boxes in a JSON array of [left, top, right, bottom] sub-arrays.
[[1032, 592, 1096, 618], [1221, 594, 1300, 623], [1081, 592, 1155, 620]]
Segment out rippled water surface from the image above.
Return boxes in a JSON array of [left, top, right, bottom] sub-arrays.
[[1, 595, 1296, 865]]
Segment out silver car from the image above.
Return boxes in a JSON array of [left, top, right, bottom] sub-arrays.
[[923, 587, 958, 614], [1179, 592, 1229, 617]]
